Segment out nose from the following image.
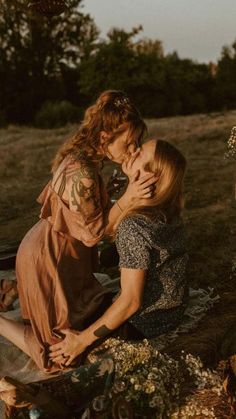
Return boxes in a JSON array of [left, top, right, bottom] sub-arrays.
[[125, 149, 132, 161], [124, 147, 140, 166], [128, 143, 137, 154]]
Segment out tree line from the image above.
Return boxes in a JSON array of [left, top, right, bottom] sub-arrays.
[[0, 0, 236, 127]]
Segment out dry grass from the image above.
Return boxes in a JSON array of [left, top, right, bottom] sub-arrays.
[[1, 110, 236, 293], [1, 111, 236, 416], [148, 110, 236, 292]]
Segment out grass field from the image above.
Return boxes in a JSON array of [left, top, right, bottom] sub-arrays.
[[0, 110, 236, 297], [1, 111, 236, 417]]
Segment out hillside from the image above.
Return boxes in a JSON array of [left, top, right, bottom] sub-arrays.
[[0, 110, 236, 294]]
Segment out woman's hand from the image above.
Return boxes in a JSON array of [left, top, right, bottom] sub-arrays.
[[49, 329, 88, 367], [121, 150, 157, 201], [123, 170, 157, 203]]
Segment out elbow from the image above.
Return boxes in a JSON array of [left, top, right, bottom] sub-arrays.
[[127, 298, 142, 316], [118, 293, 142, 317]]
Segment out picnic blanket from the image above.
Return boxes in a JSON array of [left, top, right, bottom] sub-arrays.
[[0, 271, 219, 418]]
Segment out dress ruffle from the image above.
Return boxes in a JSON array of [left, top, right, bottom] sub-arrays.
[[37, 182, 107, 247]]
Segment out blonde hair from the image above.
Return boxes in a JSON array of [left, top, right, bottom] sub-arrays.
[[116, 139, 187, 228], [52, 90, 147, 172]]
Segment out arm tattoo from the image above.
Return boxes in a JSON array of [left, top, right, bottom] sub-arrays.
[[68, 156, 100, 212], [93, 325, 112, 338], [71, 176, 100, 211], [67, 155, 97, 183]]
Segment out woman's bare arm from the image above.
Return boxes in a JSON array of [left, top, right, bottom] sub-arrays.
[[49, 268, 146, 365], [67, 155, 156, 239]]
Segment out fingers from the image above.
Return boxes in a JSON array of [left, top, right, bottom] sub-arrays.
[[64, 356, 73, 367], [142, 186, 155, 198], [49, 348, 64, 358], [51, 354, 73, 367], [49, 350, 72, 367], [131, 170, 140, 182], [142, 182, 156, 193], [136, 173, 157, 186], [49, 342, 63, 352], [51, 355, 67, 365], [137, 177, 157, 199]]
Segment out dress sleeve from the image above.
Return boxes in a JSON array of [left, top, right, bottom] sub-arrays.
[[116, 217, 151, 270]]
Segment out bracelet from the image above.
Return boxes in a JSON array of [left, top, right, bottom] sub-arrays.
[[116, 200, 123, 212]]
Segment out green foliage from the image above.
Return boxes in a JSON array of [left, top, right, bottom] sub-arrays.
[[34, 101, 82, 128], [78, 27, 166, 117], [0, 110, 7, 128], [78, 27, 141, 100], [78, 27, 216, 118], [0, 0, 236, 123], [215, 41, 236, 109], [0, 0, 98, 124]]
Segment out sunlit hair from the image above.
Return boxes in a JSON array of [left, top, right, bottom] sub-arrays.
[[52, 90, 147, 172], [115, 139, 187, 229]]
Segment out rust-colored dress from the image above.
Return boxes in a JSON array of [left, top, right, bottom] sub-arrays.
[[16, 154, 111, 372]]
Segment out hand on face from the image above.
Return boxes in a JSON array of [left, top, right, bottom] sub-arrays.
[[124, 170, 157, 202], [122, 140, 157, 201]]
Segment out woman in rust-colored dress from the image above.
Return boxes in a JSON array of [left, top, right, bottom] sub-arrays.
[[0, 90, 156, 372]]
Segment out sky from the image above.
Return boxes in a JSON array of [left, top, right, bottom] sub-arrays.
[[82, 0, 236, 63]]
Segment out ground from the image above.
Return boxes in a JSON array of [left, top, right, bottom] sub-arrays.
[[1, 110, 236, 293], [0, 110, 236, 417]]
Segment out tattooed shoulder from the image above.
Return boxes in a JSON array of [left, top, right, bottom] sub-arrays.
[[67, 154, 97, 183], [68, 158, 100, 212]]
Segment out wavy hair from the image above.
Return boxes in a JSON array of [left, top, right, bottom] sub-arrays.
[[52, 90, 147, 172]]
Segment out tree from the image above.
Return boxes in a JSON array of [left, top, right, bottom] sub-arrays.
[[78, 26, 167, 116], [215, 40, 236, 110], [0, 0, 99, 123], [163, 53, 214, 115], [78, 27, 142, 103]]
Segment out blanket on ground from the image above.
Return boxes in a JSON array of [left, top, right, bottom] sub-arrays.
[[0, 271, 219, 418]]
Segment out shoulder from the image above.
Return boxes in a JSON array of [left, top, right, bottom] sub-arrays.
[[117, 213, 165, 234], [66, 153, 99, 183], [116, 215, 154, 244], [116, 216, 152, 269], [117, 215, 148, 234]]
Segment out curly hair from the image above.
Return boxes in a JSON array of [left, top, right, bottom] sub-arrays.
[[52, 90, 147, 172]]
